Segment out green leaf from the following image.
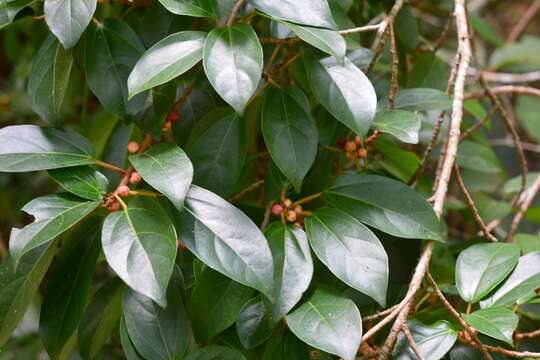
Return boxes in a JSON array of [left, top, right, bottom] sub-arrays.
[[489, 36, 540, 71], [236, 296, 273, 349], [262, 87, 318, 192], [39, 218, 101, 358], [128, 31, 206, 98], [78, 278, 123, 360], [129, 143, 194, 211], [264, 223, 313, 325], [305, 53, 377, 137], [503, 172, 540, 195], [393, 88, 452, 111], [393, 319, 457, 360], [0, 125, 95, 172], [323, 174, 445, 241], [0, 0, 35, 29], [178, 185, 274, 298], [102, 197, 177, 307], [455, 243, 520, 303], [305, 208, 388, 306], [186, 108, 246, 197], [463, 307, 518, 345], [203, 22, 263, 114], [44, 0, 96, 48], [48, 166, 109, 201], [480, 252, 540, 308], [189, 267, 253, 340], [157, 0, 216, 17], [286, 289, 362, 360], [516, 95, 540, 142], [407, 53, 449, 91], [516, 233, 540, 254], [184, 346, 247, 360], [263, 330, 309, 360], [0, 240, 57, 346], [27, 35, 73, 124], [123, 267, 189, 360], [283, 21, 345, 59], [458, 141, 503, 174], [250, 0, 337, 29], [372, 110, 421, 144], [120, 315, 144, 360], [10, 194, 100, 262], [86, 18, 146, 116]]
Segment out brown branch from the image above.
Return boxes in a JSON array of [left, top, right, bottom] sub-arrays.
[[453, 164, 498, 242], [95, 159, 127, 174], [507, 174, 540, 240], [465, 86, 540, 100], [226, 0, 246, 27], [515, 329, 540, 340], [228, 179, 265, 203], [461, 336, 540, 359], [339, 23, 382, 36], [388, 23, 399, 109], [402, 323, 426, 360], [363, 304, 400, 322], [507, 0, 540, 42], [481, 70, 540, 84], [378, 1, 472, 357], [426, 272, 493, 360]]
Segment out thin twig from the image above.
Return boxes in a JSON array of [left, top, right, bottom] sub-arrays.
[[507, 0, 540, 42], [461, 337, 540, 358], [95, 159, 127, 174], [465, 86, 540, 100], [402, 324, 426, 360], [515, 329, 540, 340], [453, 165, 498, 242], [508, 174, 540, 241], [363, 305, 400, 322], [260, 201, 274, 230], [226, 0, 246, 27], [481, 70, 540, 83], [388, 23, 399, 109], [427, 272, 493, 360], [490, 138, 540, 153], [339, 23, 382, 36], [228, 179, 265, 203]]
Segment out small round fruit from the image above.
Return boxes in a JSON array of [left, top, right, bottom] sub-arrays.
[[271, 203, 284, 215], [345, 141, 357, 152], [286, 210, 297, 222], [293, 205, 303, 214], [354, 135, 362, 145], [129, 172, 141, 184], [117, 185, 130, 197], [108, 201, 121, 211], [167, 111, 179, 123], [162, 121, 172, 131], [357, 148, 368, 158], [127, 141, 140, 153], [283, 199, 292, 208]]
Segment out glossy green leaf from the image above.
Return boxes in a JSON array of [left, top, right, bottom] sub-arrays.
[[516, 234, 540, 254], [393, 319, 457, 360], [455, 243, 520, 303], [263, 330, 309, 360], [129, 143, 194, 211], [120, 315, 145, 360], [48, 166, 109, 201], [393, 88, 452, 111], [372, 110, 421, 144], [189, 268, 253, 340], [186, 108, 245, 197], [203, 22, 263, 114], [516, 95, 540, 142], [78, 278, 123, 360], [235, 296, 273, 349], [27, 35, 73, 124], [44, 0, 96, 49], [102, 197, 177, 307], [503, 172, 540, 195], [262, 87, 318, 192], [264, 223, 313, 325], [305, 53, 377, 137], [178, 185, 274, 298], [284, 21, 345, 59], [489, 36, 540, 71], [9, 194, 100, 262], [157, 0, 216, 17], [0, 125, 95, 172], [250, 0, 336, 29], [128, 31, 206, 98], [463, 307, 518, 344], [86, 18, 146, 116], [480, 252, 540, 308], [305, 208, 388, 306], [39, 218, 101, 358], [286, 289, 362, 360], [0, 240, 56, 346], [323, 174, 445, 241], [184, 346, 247, 360], [407, 52, 448, 91], [123, 267, 189, 360], [458, 141, 502, 174], [0, 0, 35, 29]]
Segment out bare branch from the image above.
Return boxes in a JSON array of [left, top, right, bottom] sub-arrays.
[[226, 0, 246, 26], [507, 0, 540, 42], [465, 86, 540, 100], [481, 70, 540, 84], [388, 23, 399, 109], [508, 174, 540, 240], [402, 323, 426, 360], [515, 329, 540, 340]]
